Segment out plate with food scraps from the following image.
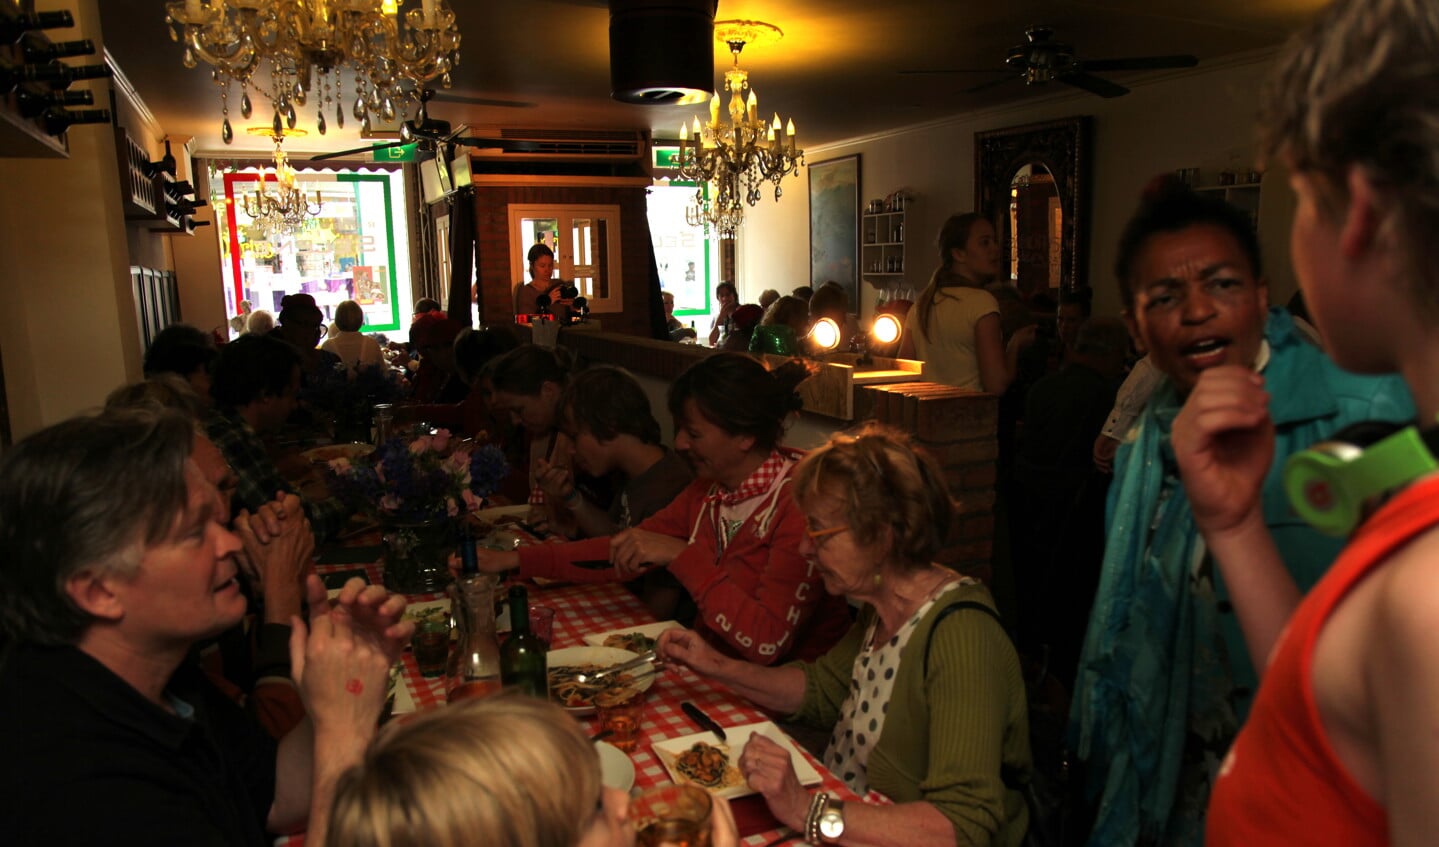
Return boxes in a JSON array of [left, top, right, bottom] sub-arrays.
[[302, 443, 374, 465], [596, 740, 636, 793], [583, 621, 683, 654], [651, 721, 823, 800], [547, 646, 656, 716], [402, 599, 451, 625]]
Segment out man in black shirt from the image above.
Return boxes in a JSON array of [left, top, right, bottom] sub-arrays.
[[0, 408, 410, 845]]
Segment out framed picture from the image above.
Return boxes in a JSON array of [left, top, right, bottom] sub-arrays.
[[808, 154, 861, 311]]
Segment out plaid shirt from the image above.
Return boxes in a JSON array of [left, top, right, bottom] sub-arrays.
[[204, 410, 349, 543]]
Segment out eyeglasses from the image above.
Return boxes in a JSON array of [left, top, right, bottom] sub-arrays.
[[805, 523, 850, 546]]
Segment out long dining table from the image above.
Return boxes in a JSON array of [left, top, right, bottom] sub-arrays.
[[291, 518, 862, 846]]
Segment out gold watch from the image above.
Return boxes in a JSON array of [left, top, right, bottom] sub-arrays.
[[817, 798, 846, 842]]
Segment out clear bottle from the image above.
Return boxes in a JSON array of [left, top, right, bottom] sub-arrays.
[[372, 403, 394, 446], [500, 585, 549, 698], [445, 575, 503, 703]]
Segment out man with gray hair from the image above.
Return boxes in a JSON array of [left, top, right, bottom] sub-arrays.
[[0, 407, 411, 845]]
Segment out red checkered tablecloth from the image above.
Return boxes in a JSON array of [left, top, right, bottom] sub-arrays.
[[296, 555, 858, 846]]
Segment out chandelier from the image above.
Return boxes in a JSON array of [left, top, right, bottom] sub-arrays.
[[164, 0, 461, 143], [242, 139, 322, 237], [675, 20, 803, 239]]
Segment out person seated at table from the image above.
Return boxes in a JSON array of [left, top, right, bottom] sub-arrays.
[[406, 310, 468, 405], [144, 322, 219, 402], [412, 297, 442, 318], [807, 280, 860, 352], [272, 293, 344, 384], [246, 309, 275, 335], [0, 406, 411, 846], [658, 424, 1032, 847], [543, 366, 696, 621], [326, 695, 739, 847], [320, 300, 383, 377], [709, 281, 739, 346], [662, 289, 696, 342], [393, 326, 520, 441], [759, 287, 781, 312], [207, 333, 351, 545], [476, 353, 850, 665], [720, 303, 764, 352], [107, 374, 314, 739]]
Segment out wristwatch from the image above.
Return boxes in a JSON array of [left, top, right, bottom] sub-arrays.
[[817, 798, 846, 842]]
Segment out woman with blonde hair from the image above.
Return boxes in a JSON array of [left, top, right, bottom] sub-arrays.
[[326, 696, 738, 847], [899, 214, 1033, 392], [321, 299, 383, 376], [659, 424, 1032, 846]]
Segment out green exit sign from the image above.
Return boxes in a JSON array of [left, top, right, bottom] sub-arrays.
[[373, 143, 418, 162], [653, 145, 681, 169]]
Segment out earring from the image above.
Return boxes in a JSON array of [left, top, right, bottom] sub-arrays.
[[872, 570, 883, 589]]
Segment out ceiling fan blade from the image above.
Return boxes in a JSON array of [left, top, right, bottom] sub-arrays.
[[899, 67, 1007, 75], [1081, 55, 1198, 72], [964, 74, 1021, 95], [430, 92, 540, 109], [309, 141, 408, 162], [1059, 71, 1130, 98]]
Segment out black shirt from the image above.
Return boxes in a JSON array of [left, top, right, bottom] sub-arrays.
[[0, 644, 278, 846]]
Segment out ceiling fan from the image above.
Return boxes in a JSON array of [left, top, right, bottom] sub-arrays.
[[902, 25, 1198, 98], [309, 89, 539, 162]]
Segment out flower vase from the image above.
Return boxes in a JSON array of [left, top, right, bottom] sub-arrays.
[[380, 518, 456, 595]]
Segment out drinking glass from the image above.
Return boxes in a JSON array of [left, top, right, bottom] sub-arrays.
[[410, 616, 450, 677], [594, 685, 646, 753], [529, 604, 556, 646], [632, 784, 713, 847]]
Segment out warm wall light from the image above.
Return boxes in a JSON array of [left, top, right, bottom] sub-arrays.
[[871, 313, 902, 346], [809, 317, 841, 352]]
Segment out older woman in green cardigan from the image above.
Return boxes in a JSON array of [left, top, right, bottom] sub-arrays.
[[658, 424, 1031, 847]]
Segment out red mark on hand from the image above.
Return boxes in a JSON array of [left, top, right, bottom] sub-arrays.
[[345, 679, 364, 696]]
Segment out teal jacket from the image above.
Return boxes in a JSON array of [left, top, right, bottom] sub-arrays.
[[1071, 309, 1414, 846]]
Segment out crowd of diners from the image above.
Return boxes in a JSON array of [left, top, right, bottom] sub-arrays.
[[1, 2, 1436, 844]]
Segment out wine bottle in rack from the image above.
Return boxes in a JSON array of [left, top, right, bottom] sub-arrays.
[[0, 10, 74, 44], [40, 62, 111, 91], [161, 140, 177, 177], [21, 38, 95, 63], [37, 107, 111, 137], [0, 62, 68, 93], [15, 88, 92, 118]]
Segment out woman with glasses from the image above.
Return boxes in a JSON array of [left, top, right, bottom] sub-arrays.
[[325, 695, 739, 847], [658, 424, 1032, 847]]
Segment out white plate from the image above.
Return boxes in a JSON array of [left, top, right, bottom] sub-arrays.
[[547, 646, 655, 716], [583, 621, 683, 652], [473, 504, 531, 522], [402, 599, 451, 625], [302, 443, 374, 464], [651, 721, 824, 800], [596, 741, 636, 793]]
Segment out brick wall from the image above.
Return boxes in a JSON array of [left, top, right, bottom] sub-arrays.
[[862, 383, 998, 583], [472, 187, 655, 337]]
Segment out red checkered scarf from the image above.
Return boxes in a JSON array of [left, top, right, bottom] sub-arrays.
[[705, 447, 801, 507]]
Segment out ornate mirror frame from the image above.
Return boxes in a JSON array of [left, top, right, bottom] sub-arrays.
[[974, 116, 1092, 296]]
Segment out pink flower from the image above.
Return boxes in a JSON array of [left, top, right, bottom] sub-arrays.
[[446, 497, 460, 517], [431, 429, 452, 452], [409, 435, 433, 455]]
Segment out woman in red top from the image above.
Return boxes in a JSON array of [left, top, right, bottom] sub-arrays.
[[475, 353, 849, 665], [1170, 2, 1439, 844]]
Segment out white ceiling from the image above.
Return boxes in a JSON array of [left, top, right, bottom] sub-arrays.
[[98, 0, 1325, 158]]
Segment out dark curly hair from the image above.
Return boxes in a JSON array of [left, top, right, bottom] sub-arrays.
[[668, 353, 811, 450]]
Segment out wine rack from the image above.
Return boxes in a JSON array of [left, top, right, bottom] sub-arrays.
[[114, 129, 205, 235], [0, 2, 112, 159]]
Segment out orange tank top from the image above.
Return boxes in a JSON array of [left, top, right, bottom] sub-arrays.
[[1205, 474, 1439, 845]]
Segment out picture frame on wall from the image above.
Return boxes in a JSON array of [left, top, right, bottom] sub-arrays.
[[808, 154, 861, 311]]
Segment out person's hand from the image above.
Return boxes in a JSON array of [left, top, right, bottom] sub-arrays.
[[525, 503, 552, 534], [1172, 365, 1275, 536], [328, 576, 412, 660], [235, 498, 313, 622], [535, 457, 576, 504], [656, 628, 728, 678], [739, 734, 811, 832], [707, 795, 740, 847], [289, 575, 395, 734], [1008, 323, 1039, 354], [609, 528, 687, 579], [1093, 434, 1121, 474], [447, 547, 521, 578]]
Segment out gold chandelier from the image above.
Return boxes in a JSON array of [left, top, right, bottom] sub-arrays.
[[165, 0, 461, 143], [242, 140, 322, 237], [675, 20, 803, 239]]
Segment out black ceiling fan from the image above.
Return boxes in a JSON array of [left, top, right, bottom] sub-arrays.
[[901, 25, 1198, 98], [309, 89, 539, 162]]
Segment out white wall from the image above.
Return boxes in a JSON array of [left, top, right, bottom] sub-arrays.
[[737, 52, 1297, 324]]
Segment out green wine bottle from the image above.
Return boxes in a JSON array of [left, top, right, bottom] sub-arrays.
[[500, 585, 549, 698]]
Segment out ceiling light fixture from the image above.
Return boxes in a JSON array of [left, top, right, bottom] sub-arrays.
[[675, 20, 803, 239], [240, 128, 322, 237], [165, 0, 461, 144]]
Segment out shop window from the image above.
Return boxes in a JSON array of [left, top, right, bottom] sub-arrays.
[[645, 182, 719, 319]]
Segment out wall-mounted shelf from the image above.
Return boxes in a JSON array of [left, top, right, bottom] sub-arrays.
[[1194, 180, 1262, 228], [862, 200, 909, 289]]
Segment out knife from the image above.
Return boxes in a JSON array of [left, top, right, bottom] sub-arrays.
[[681, 701, 728, 742]]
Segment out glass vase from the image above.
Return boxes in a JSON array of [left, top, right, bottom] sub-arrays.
[[380, 517, 455, 595], [446, 574, 503, 702]]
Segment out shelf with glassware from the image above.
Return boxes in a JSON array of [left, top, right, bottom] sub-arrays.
[[861, 195, 909, 290], [1192, 175, 1263, 229]]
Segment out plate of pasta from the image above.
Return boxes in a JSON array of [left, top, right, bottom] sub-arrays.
[[651, 722, 823, 799], [582, 621, 682, 653], [546, 646, 656, 716]]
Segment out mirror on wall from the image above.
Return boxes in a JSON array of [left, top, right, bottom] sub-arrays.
[[975, 116, 1091, 302]]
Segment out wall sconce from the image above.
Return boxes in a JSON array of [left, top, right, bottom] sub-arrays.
[[871, 313, 902, 347], [808, 317, 842, 353]]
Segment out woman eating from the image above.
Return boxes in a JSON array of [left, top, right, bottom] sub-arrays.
[[474, 353, 849, 664], [326, 695, 739, 847], [658, 424, 1032, 846]]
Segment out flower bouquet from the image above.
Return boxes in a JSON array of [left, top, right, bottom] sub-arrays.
[[325, 430, 509, 593], [304, 361, 408, 443]]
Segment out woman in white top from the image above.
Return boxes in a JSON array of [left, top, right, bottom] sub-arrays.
[[900, 214, 1032, 392], [320, 299, 383, 376]]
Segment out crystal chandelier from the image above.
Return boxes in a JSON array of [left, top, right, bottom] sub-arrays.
[[242, 142, 322, 237], [675, 20, 803, 239], [164, 0, 461, 143]]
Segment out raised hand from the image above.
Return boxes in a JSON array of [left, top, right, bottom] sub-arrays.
[[656, 628, 726, 678], [535, 457, 576, 504], [289, 575, 395, 733], [1172, 365, 1275, 535], [739, 734, 810, 831], [609, 528, 687, 580]]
